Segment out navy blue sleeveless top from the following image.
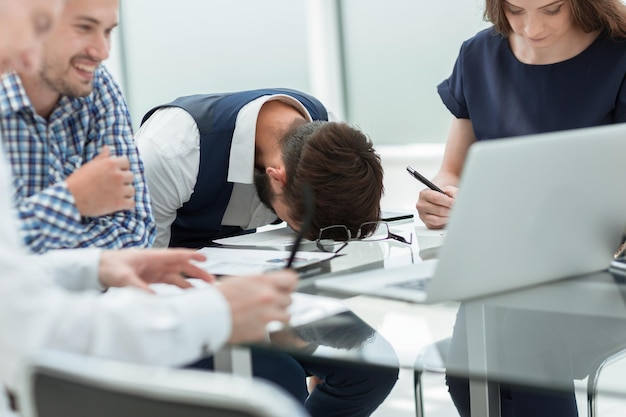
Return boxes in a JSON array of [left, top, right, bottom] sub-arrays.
[[438, 27, 626, 140]]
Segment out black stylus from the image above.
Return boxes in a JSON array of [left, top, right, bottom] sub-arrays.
[[406, 166, 446, 195], [286, 183, 314, 268]]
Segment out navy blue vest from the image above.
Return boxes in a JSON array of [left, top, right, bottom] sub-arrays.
[[141, 89, 329, 248]]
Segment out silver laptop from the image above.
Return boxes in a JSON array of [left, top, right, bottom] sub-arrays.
[[316, 123, 626, 303]]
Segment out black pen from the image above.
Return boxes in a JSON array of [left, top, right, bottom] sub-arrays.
[[406, 166, 446, 195], [286, 183, 314, 268]]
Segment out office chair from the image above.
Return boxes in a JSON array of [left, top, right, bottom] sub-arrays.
[[587, 347, 626, 417], [17, 350, 309, 417], [413, 337, 451, 417]]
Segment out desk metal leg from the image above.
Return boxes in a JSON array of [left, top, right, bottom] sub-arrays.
[[213, 346, 253, 377], [469, 379, 501, 417], [465, 302, 501, 417]]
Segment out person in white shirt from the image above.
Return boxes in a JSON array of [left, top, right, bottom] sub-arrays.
[[137, 92, 384, 249], [0, 1, 297, 414], [137, 93, 397, 416]]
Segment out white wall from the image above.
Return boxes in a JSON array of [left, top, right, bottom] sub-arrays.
[[378, 144, 444, 211], [119, 0, 310, 130], [115, 0, 487, 144], [108, 2, 480, 211], [340, 0, 486, 144]]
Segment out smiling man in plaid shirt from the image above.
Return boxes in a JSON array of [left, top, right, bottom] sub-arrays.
[[0, 0, 155, 253]]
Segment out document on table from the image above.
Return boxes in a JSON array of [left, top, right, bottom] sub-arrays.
[[213, 227, 318, 251], [195, 247, 335, 276]]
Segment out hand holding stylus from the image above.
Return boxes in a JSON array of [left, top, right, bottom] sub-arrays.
[[406, 166, 446, 194], [408, 166, 457, 230]]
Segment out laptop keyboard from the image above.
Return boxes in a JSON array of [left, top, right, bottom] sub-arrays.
[[386, 277, 431, 291]]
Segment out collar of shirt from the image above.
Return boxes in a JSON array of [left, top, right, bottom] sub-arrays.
[[0, 73, 34, 117], [227, 94, 313, 184], [0, 72, 85, 121]]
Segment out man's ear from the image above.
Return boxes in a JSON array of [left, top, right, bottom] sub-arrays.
[[266, 166, 287, 188]]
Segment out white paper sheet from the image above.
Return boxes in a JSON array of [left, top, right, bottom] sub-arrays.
[[195, 247, 335, 276], [213, 227, 318, 251]]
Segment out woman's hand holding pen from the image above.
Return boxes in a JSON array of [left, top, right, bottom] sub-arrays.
[[416, 186, 457, 230], [407, 165, 458, 229]]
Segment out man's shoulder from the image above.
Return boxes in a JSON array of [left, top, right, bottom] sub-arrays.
[[89, 65, 125, 103], [93, 65, 119, 84], [71, 66, 130, 120]]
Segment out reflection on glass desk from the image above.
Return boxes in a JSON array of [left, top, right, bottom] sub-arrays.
[[297, 221, 421, 289], [266, 309, 400, 371], [211, 221, 422, 283], [212, 221, 428, 379], [221, 221, 626, 417], [257, 222, 424, 370], [260, 253, 626, 417], [454, 270, 626, 417]]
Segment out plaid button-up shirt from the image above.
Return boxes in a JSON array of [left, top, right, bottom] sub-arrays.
[[0, 66, 155, 253]]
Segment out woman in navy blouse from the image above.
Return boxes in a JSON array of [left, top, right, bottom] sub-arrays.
[[417, 0, 626, 230], [416, 1, 626, 416]]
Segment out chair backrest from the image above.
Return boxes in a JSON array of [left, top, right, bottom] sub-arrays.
[[17, 350, 309, 417], [415, 338, 451, 374]]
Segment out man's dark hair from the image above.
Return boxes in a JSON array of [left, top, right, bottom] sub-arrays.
[[280, 121, 384, 241]]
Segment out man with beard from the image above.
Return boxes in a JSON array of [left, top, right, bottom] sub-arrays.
[[136, 89, 384, 249], [136, 90, 397, 417], [0, 0, 155, 254]]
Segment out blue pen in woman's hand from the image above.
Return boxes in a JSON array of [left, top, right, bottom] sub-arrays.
[[406, 166, 447, 195]]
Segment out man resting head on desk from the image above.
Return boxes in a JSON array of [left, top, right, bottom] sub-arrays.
[[136, 94, 399, 417], [136, 89, 384, 248]]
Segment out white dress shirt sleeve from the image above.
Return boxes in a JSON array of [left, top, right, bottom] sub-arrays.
[[0, 152, 231, 390], [33, 249, 103, 291], [135, 108, 201, 248]]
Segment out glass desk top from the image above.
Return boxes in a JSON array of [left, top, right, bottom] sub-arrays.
[[223, 221, 626, 416]]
